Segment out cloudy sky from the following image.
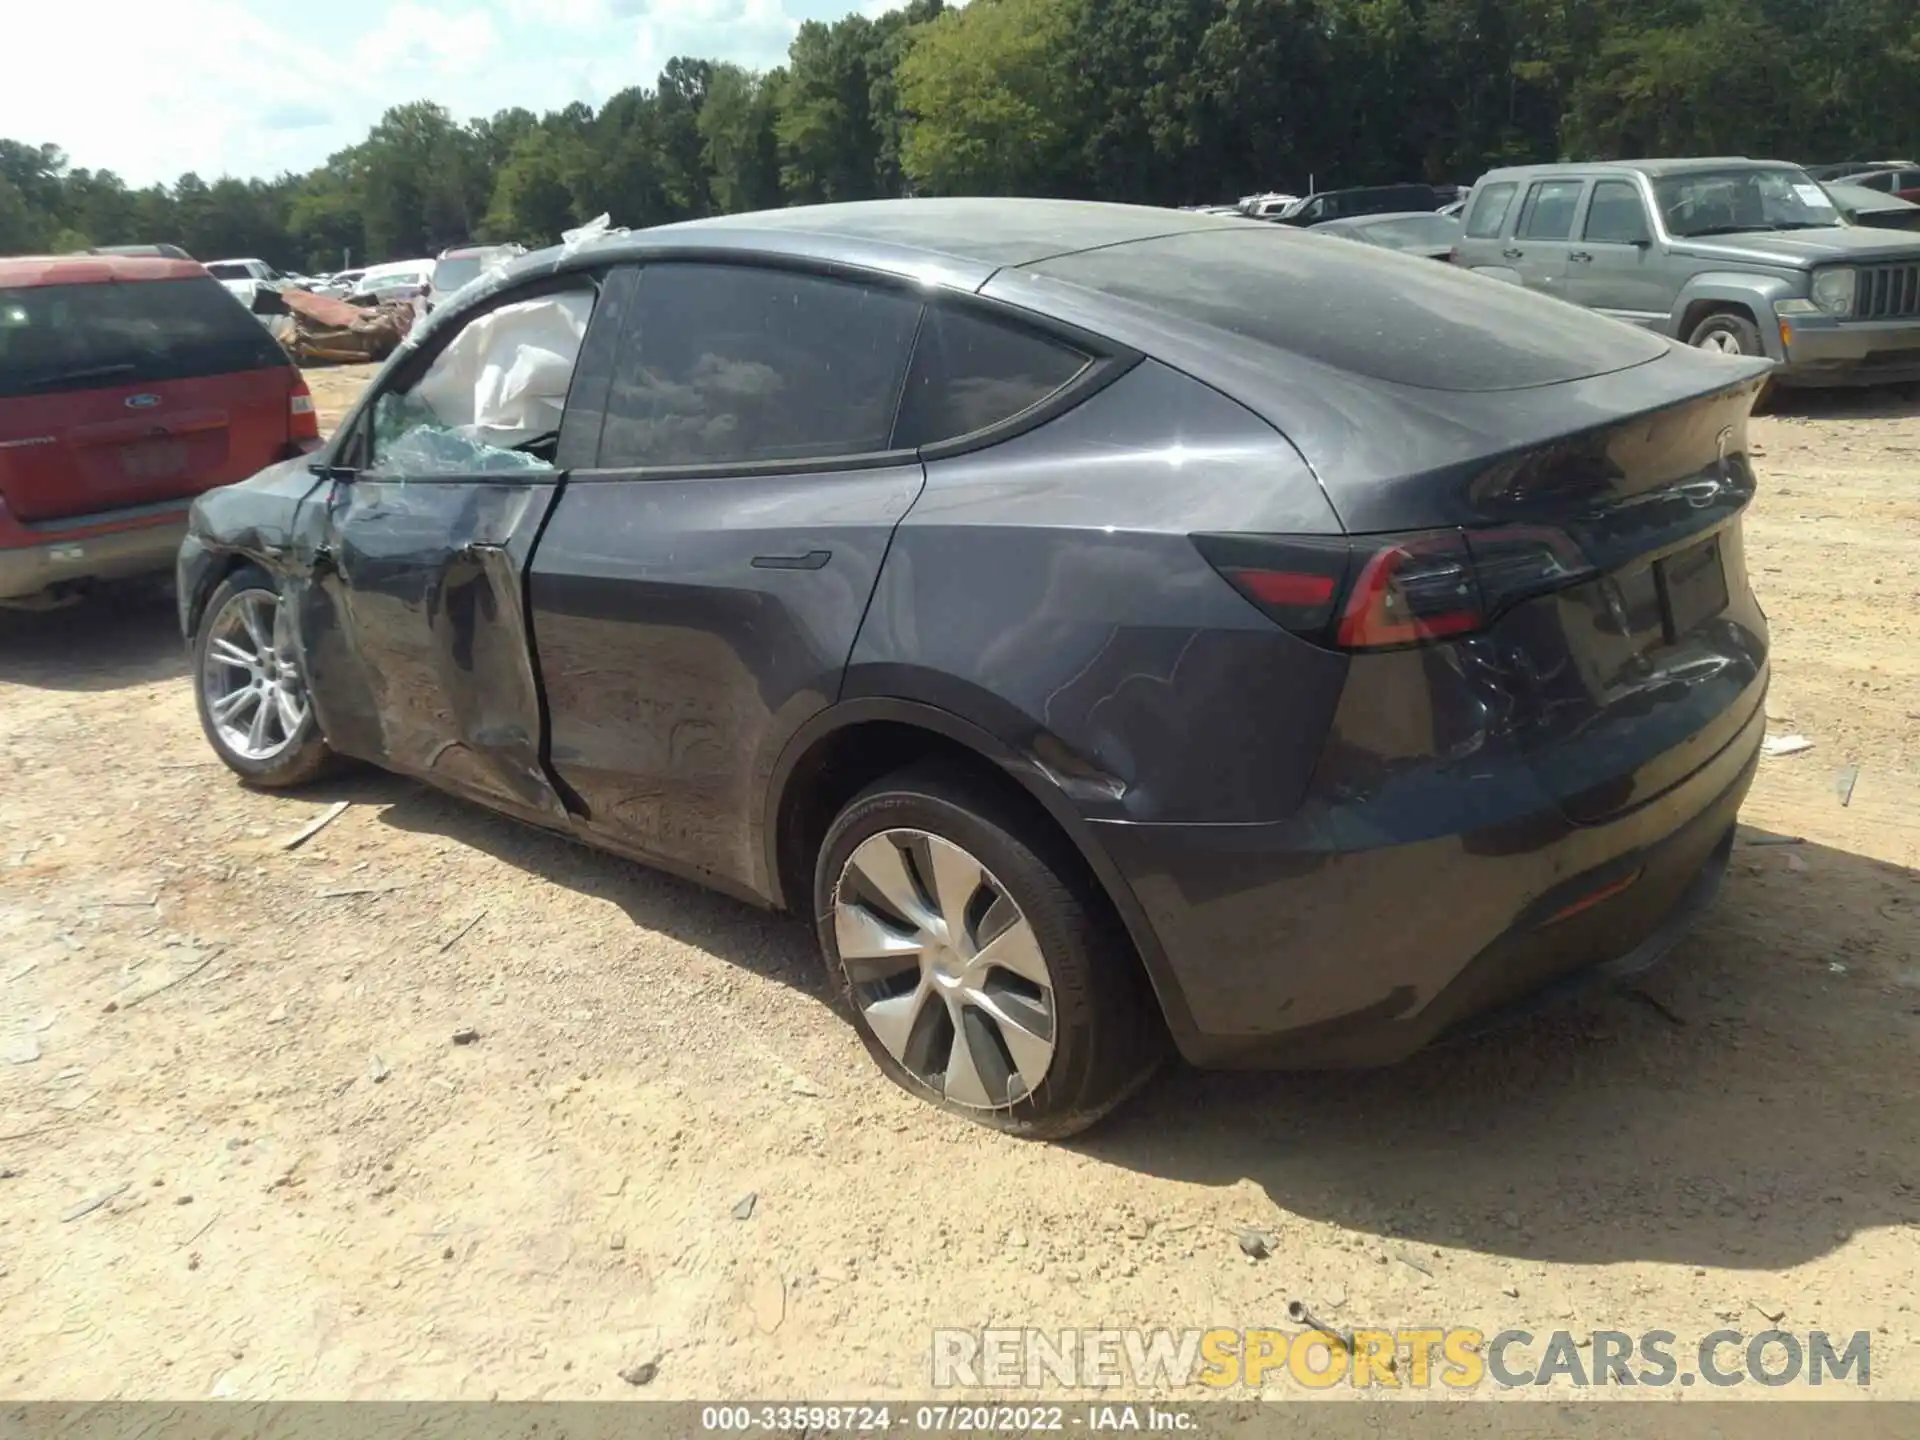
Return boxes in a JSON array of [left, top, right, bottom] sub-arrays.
[[2, 0, 876, 188]]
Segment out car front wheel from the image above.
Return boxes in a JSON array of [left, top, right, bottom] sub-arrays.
[[1688, 310, 1765, 357], [814, 764, 1162, 1139], [193, 565, 333, 787]]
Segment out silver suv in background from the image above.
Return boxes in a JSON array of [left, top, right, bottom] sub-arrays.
[[1453, 158, 1920, 388]]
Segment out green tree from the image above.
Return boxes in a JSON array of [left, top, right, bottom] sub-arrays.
[[0, 174, 49, 254], [897, 0, 1090, 196], [700, 64, 785, 213], [868, 0, 945, 195], [777, 16, 892, 201], [8, 0, 1920, 266], [486, 123, 593, 242]]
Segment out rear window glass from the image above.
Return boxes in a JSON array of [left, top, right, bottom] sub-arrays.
[[893, 305, 1089, 448], [1357, 214, 1462, 248], [205, 263, 251, 281], [0, 277, 286, 399], [1023, 228, 1669, 393], [432, 257, 484, 293], [1464, 183, 1517, 238]]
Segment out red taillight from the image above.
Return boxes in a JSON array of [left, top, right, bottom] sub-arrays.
[[1334, 532, 1480, 649], [288, 376, 321, 453], [1234, 569, 1337, 608], [1194, 524, 1596, 653]]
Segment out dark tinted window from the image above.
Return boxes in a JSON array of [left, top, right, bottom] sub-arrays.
[[1517, 180, 1585, 239], [205, 262, 250, 280], [893, 306, 1089, 448], [1025, 227, 1668, 393], [1583, 180, 1653, 242], [1464, 182, 1517, 238], [1853, 171, 1896, 192], [0, 277, 285, 399], [597, 264, 922, 469]]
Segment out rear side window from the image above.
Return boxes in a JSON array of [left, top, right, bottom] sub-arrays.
[[205, 263, 250, 281], [1584, 180, 1653, 243], [1517, 180, 1585, 239], [1464, 182, 1517, 238], [893, 306, 1089, 449], [0, 277, 285, 399], [597, 264, 922, 469]]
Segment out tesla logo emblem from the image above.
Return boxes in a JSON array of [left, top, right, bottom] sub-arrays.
[[126, 393, 161, 409]]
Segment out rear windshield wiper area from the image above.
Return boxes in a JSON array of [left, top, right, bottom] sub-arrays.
[[16, 362, 138, 391]]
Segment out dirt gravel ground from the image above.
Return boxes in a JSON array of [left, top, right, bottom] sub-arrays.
[[1, 371, 1916, 1403]]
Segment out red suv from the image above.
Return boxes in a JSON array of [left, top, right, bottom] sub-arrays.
[[0, 253, 319, 607]]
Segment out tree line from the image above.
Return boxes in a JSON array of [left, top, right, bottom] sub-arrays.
[[2, 0, 1915, 272]]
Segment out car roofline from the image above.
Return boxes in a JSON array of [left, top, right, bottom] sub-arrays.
[[1474, 157, 1810, 184], [508, 201, 1269, 297], [0, 254, 212, 287]]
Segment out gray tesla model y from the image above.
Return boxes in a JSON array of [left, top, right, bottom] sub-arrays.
[[176, 198, 1772, 1137]]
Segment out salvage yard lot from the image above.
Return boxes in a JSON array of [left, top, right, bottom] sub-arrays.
[[1, 372, 1917, 1400]]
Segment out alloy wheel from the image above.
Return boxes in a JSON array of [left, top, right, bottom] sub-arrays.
[[832, 829, 1057, 1110], [1695, 330, 1746, 355], [201, 589, 310, 763]]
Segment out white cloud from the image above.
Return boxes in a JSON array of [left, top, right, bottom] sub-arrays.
[[626, 0, 800, 81], [511, 0, 798, 77], [0, 0, 817, 186]]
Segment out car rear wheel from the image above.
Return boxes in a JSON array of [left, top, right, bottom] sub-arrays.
[[193, 565, 333, 787], [1688, 310, 1764, 357], [814, 764, 1162, 1139]]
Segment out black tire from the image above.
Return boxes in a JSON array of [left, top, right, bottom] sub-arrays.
[[192, 564, 334, 788], [1687, 310, 1765, 357], [813, 763, 1164, 1139]]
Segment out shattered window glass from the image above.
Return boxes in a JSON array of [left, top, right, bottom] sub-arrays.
[[366, 287, 596, 476]]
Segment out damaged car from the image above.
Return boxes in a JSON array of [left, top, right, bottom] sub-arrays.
[[177, 199, 1772, 1137], [2, 251, 319, 607]]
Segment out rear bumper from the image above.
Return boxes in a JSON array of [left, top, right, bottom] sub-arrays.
[[1091, 692, 1765, 1069], [0, 505, 188, 602], [1776, 316, 1920, 386]]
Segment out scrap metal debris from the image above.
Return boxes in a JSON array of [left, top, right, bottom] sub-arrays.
[[104, 947, 220, 1013], [1761, 734, 1815, 758], [1834, 764, 1860, 807], [1286, 1300, 1351, 1351], [277, 289, 415, 365], [281, 801, 349, 852], [61, 1182, 130, 1223]]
